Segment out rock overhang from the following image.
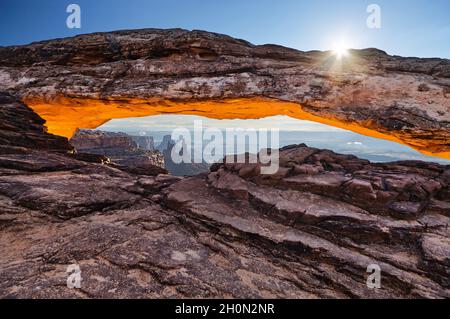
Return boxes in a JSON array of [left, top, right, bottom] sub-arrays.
[[0, 30, 449, 299], [0, 28, 449, 159]]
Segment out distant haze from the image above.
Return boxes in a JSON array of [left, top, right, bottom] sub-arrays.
[[97, 116, 450, 165], [99, 115, 343, 132]]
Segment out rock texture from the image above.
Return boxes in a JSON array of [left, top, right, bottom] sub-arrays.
[[70, 130, 209, 177], [0, 28, 449, 159], [0, 92, 448, 299], [70, 129, 167, 176], [70, 129, 138, 152], [0, 92, 72, 153], [131, 135, 155, 151]]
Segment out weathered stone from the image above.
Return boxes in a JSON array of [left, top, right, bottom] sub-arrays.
[[0, 92, 72, 152], [0, 29, 449, 159], [0, 31, 449, 299]]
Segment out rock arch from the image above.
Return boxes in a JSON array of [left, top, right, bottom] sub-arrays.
[[1, 28, 449, 158]]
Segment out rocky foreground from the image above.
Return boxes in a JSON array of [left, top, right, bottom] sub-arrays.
[[0, 92, 448, 298]]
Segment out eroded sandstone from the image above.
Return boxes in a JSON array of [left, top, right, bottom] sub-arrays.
[[0, 92, 448, 298], [0, 29, 449, 159]]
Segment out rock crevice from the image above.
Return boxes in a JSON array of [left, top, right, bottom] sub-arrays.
[[0, 92, 448, 298]]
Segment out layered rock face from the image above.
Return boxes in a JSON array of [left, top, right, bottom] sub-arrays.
[[167, 149, 450, 298], [131, 135, 155, 151], [70, 130, 209, 176], [0, 92, 448, 299], [70, 129, 166, 176], [0, 92, 72, 153], [70, 129, 138, 152], [0, 29, 449, 159]]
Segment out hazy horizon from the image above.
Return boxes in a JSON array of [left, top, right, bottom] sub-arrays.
[[96, 116, 450, 165]]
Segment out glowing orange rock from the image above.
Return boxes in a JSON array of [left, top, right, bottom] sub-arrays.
[[1, 29, 448, 160], [24, 95, 450, 160]]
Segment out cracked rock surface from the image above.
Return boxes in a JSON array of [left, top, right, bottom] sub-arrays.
[[0, 28, 449, 157], [0, 93, 448, 299]]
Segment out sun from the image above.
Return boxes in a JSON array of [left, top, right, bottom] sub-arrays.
[[331, 39, 350, 59], [333, 43, 349, 59], [334, 46, 348, 59]]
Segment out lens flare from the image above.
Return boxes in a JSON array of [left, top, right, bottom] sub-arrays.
[[333, 43, 349, 59]]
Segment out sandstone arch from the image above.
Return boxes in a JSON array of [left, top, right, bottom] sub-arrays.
[[1, 28, 449, 159], [1, 29, 450, 299]]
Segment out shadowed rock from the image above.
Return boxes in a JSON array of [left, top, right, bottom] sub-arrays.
[[0, 93, 448, 298]]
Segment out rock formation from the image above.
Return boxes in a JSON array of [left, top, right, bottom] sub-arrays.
[[0, 29, 449, 299], [132, 135, 155, 151], [70, 129, 167, 176], [156, 135, 175, 154], [0, 92, 72, 153], [70, 129, 138, 152], [0, 90, 448, 298], [0, 28, 449, 159], [70, 130, 209, 176], [158, 135, 211, 176]]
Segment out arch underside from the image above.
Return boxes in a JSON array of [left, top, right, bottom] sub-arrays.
[[24, 96, 450, 160]]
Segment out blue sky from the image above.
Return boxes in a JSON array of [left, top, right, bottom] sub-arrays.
[[1, 0, 449, 58]]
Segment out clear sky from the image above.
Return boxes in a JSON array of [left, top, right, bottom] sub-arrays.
[[100, 115, 345, 132], [1, 0, 449, 58]]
